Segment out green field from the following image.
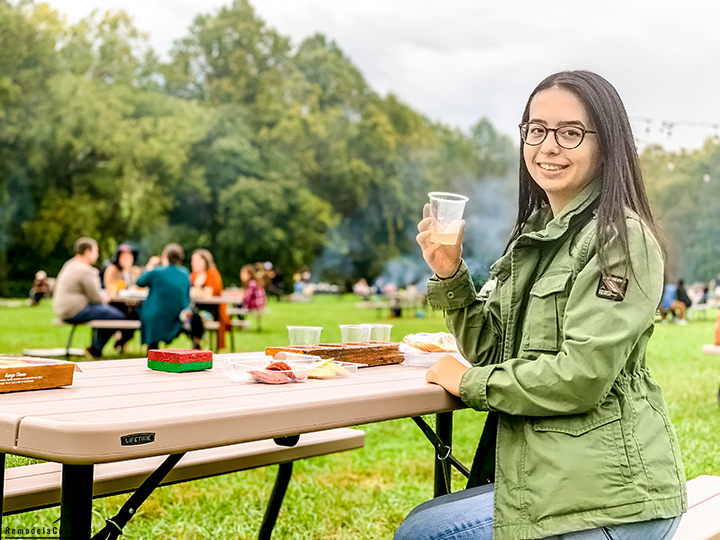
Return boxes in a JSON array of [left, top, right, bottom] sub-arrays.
[[0, 297, 718, 539]]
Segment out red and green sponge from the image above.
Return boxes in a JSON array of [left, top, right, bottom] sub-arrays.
[[147, 349, 213, 372]]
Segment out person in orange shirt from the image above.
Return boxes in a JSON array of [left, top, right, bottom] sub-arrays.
[[190, 249, 230, 350]]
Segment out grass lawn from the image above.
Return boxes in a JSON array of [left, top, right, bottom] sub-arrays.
[[0, 296, 718, 539]]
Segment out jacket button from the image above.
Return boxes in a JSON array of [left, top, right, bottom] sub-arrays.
[[447, 291, 455, 299]]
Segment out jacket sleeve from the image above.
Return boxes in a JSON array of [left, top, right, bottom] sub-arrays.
[[459, 219, 664, 416], [425, 261, 503, 367]]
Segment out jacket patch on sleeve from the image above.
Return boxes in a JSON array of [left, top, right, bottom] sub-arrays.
[[596, 275, 628, 302]]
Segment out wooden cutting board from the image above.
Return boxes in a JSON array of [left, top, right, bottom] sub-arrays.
[[265, 342, 403, 367]]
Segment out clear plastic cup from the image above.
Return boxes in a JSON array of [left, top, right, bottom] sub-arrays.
[[428, 192, 469, 245], [361, 324, 393, 341], [340, 324, 371, 343], [287, 326, 323, 346]]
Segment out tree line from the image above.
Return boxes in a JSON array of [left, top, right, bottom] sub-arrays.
[[0, 0, 515, 296], [2, 0, 716, 297]]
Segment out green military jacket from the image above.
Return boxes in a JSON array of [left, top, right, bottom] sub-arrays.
[[426, 183, 687, 540]]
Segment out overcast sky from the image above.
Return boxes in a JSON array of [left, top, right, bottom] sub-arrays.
[[44, 0, 720, 151]]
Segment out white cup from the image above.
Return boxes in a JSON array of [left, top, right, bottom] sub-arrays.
[[428, 192, 469, 245], [361, 324, 393, 342], [287, 326, 323, 346], [340, 324, 371, 343]]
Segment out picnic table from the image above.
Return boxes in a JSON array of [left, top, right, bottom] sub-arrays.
[[0, 355, 465, 538]]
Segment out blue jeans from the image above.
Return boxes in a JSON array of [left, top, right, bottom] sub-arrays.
[[394, 484, 682, 540], [65, 303, 129, 354]]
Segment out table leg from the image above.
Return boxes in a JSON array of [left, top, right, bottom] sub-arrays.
[[258, 461, 293, 540], [1, 452, 5, 529], [60, 463, 94, 540], [434, 412, 453, 497]]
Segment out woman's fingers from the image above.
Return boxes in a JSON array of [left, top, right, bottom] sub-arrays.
[[423, 203, 431, 220], [417, 216, 434, 233], [455, 220, 466, 245]]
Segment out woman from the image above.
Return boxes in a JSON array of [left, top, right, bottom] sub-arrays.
[[104, 244, 142, 352], [137, 244, 203, 350], [103, 244, 142, 290], [398, 71, 686, 540], [240, 264, 266, 310], [190, 249, 230, 350]]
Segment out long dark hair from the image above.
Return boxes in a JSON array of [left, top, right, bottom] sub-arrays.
[[509, 70, 663, 276]]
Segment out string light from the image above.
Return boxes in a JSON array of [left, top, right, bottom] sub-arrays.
[[630, 116, 720, 143]]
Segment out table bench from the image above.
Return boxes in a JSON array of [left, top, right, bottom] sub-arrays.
[[673, 475, 720, 539], [203, 319, 250, 352], [46, 319, 143, 359], [227, 307, 271, 332], [2, 428, 364, 538]]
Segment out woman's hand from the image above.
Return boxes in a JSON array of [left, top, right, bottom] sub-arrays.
[[426, 355, 469, 397], [145, 256, 161, 271], [416, 204, 465, 279]]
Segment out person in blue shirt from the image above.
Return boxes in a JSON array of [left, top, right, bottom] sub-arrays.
[[659, 282, 687, 324], [137, 243, 204, 349]]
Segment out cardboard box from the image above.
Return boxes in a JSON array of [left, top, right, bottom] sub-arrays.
[[0, 356, 79, 393]]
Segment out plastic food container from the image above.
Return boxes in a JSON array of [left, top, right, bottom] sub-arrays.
[[402, 351, 466, 368], [223, 357, 310, 384], [293, 359, 360, 379]]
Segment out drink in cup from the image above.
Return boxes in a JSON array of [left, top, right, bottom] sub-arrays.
[[287, 326, 323, 346], [428, 192, 469, 245]]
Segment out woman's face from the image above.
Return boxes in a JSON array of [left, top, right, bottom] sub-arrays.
[[240, 269, 249, 283], [191, 253, 206, 273], [523, 87, 602, 215], [118, 251, 134, 270]]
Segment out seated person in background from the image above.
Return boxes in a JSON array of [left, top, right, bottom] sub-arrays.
[[262, 262, 285, 300], [353, 278, 371, 301], [104, 244, 142, 348], [190, 248, 230, 350], [241, 264, 266, 310], [103, 244, 142, 291], [53, 237, 129, 358], [138, 244, 204, 350], [659, 282, 687, 325], [700, 286, 710, 305], [677, 279, 692, 308], [29, 270, 51, 306]]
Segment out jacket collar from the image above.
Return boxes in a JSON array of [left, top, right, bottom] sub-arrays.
[[520, 180, 601, 243]]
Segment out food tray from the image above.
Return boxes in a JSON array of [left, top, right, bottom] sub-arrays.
[[402, 351, 466, 368], [223, 358, 309, 384]]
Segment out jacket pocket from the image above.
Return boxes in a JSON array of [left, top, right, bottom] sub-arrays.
[[522, 395, 636, 521], [522, 270, 573, 352]]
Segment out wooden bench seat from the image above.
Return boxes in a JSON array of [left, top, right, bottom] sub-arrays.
[[3, 428, 364, 515], [673, 475, 720, 539], [52, 319, 141, 330]]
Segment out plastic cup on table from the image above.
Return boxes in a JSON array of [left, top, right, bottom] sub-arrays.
[[428, 191, 469, 245], [340, 324, 371, 343], [287, 326, 323, 346], [361, 324, 393, 342]]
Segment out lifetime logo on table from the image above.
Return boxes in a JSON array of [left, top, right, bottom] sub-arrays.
[[121, 432, 156, 446]]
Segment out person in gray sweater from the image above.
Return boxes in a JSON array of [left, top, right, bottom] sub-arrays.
[[53, 237, 128, 358]]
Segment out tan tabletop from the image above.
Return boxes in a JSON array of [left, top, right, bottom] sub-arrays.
[[0, 355, 465, 465]]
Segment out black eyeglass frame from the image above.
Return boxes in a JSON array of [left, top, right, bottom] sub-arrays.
[[518, 122, 597, 150]]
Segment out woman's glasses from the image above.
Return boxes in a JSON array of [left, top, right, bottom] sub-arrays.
[[519, 122, 597, 150]]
